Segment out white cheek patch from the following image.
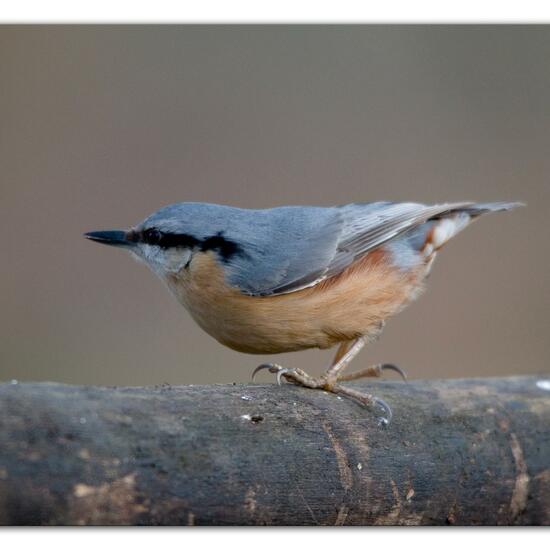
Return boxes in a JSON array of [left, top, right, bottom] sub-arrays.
[[135, 245, 192, 277], [140, 244, 162, 263]]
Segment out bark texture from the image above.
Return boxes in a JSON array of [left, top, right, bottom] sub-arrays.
[[0, 376, 549, 525]]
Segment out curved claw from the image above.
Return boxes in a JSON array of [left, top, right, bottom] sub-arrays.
[[252, 363, 294, 386], [373, 396, 393, 427], [276, 368, 292, 386], [251, 363, 281, 382], [380, 363, 407, 381]]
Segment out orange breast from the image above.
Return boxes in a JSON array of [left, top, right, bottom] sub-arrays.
[[166, 249, 426, 354]]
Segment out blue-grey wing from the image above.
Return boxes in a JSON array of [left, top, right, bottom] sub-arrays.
[[223, 206, 345, 295], [226, 201, 518, 296]]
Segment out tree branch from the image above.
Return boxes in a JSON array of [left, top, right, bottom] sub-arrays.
[[0, 376, 548, 525]]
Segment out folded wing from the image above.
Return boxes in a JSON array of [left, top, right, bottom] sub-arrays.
[[233, 201, 521, 296]]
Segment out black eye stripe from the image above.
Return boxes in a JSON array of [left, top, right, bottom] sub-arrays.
[[138, 228, 243, 262], [143, 228, 162, 245], [157, 232, 199, 249], [200, 234, 242, 261]]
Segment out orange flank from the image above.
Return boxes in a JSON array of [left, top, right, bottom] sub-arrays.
[[167, 248, 428, 355]]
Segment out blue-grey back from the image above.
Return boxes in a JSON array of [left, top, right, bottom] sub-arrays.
[[141, 202, 344, 294], [139, 201, 519, 296]]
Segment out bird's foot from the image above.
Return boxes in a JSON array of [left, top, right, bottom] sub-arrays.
[[337, 363, 407, 382], [251, 363, 393, 426], [252, 363, 323, 388]]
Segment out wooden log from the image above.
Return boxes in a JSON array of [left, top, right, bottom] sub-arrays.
[[0, 376, 548, 525]]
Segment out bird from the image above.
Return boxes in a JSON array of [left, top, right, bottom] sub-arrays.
[[85, 200, 522, 425]]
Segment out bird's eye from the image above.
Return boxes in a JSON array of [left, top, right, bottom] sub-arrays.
[[144, 228, 162, 245]]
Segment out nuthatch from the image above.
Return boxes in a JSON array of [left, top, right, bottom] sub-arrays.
[[85, 200, 521, 425]]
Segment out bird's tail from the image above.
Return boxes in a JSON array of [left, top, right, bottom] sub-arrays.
[[422, 201, 524, 254], [459, 201, 525, 217]]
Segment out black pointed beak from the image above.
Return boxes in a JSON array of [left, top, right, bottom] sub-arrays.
[[84, 230, 133, 247]]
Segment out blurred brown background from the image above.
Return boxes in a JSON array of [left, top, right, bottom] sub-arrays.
[[1, 25, 548, 386]]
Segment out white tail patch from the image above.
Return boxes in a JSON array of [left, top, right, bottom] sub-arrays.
[[427, 213, 472, 253]]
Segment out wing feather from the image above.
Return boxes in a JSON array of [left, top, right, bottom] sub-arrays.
[[259, 202, 474, 296], [232, 201, 521, 296]]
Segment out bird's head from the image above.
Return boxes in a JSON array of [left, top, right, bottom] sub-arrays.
[[85, 202, 245, 280]]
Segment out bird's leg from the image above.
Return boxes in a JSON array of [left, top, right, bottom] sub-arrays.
[[330, 340, 355, 366], [322, 337, 367, 389], [251, 337, 396, 425], [331, 332, 407, 382]]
